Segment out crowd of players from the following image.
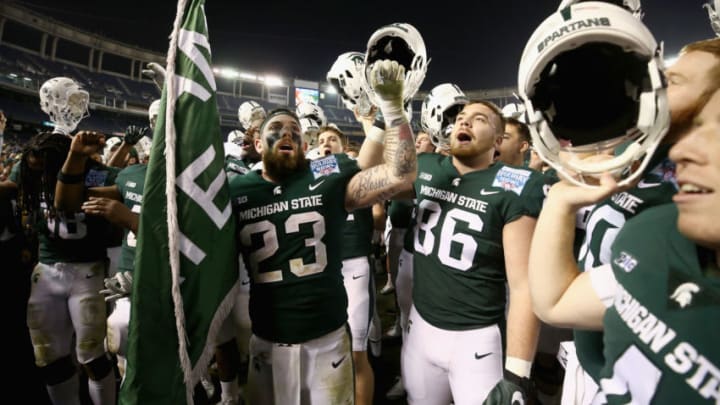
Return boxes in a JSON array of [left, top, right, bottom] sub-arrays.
[[2, 0, 720, 404]]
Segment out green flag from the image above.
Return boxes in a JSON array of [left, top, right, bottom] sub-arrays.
[[120, 0, 239, 403]]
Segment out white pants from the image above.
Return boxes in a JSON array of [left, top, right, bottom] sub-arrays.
[[402, 306, 503, 405], [559, 341, 599, 405], [342, 256, 372, 351], [27, 261, 107, 366], [247, 325, 354, 405], [106, 297, 130, 356]]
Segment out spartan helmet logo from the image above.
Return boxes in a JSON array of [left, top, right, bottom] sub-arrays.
[[670, 282, 700, 308]]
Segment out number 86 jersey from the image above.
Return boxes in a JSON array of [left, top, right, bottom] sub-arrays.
[[411, 154, 545, 330]]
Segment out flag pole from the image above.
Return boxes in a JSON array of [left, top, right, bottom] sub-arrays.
[[164, 0, 194, 403]]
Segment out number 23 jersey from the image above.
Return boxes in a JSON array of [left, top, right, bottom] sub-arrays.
[[229, 154, 360, 344], [412, 154, 545, 330]]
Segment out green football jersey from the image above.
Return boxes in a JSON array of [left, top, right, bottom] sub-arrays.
[[575, 153, 677, 381], [115, 164, 147, 273], [412, 155, 545, 329], [12, 161, 117, 264], [597, 203, 720, 404], [229, 153, 360, 343], [342, 206, 373, 260]]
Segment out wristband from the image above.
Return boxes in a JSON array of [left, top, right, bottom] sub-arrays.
[[57, 171, 84, 184], [377, 100, 407, 127], [505, 356, 533, 378]]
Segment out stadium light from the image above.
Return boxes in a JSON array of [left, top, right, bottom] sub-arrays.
[[239, 72, 257, 81], [263, 76, 285, 87]]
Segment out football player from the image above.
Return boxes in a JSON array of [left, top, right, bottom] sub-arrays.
[[0, 77, 118, 404], [229, 60, 416, 404], [531, 85, 720, 404], [519, 1, 720, 401], [315, 125, 377, 405], [495, 117, 531, 167], [391, 100, 546, 405]]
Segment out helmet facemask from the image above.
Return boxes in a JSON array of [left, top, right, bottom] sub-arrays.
[[420, 83, 468, 149], [39, 77, 90, 135], [327, 52, 374, 115]]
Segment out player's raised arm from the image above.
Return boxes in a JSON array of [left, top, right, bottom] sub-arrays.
[[346, 60, 416, 211]]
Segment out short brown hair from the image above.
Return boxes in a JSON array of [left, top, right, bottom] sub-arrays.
[[317, 125, 346, 147], [505, 117, 531, 145]]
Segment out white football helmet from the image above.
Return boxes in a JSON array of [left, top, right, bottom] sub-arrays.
[[362, 23, 429, 106], [501, 102, 527, 122], [225, 130, 245, 159], [327, 52, 374, 114], [299, 117, 321, 149], [135, 136, 153, 163], [518, 1, 669, 188], [238, 101, 267, 131], [296, 101, 328, 127], [39, 77, 89, 135], [420, 83, 468, 148], [103, 136, 122, 163], [558, 0, 643, 19], [705, 0, 720, 37], [305, 147, 323, 160], [227, 129, 245, 145], [148, 99, 161, 130]]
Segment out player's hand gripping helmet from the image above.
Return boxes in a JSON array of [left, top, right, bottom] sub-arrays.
[[558, 0, 643, 19], [327, 52, 374, 115], [517, 1, 669, 188], [238, 101, 267, 131], [39, 77, 90, 135], [420, 83, 469, 149], [705, 0, 720, 37], [362, 23, 429, 107]]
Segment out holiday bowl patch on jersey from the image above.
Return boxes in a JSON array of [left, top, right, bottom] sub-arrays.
[[310, 155, 340, 179], [492, 166, 531, 195], [85, 169, 109, 187]]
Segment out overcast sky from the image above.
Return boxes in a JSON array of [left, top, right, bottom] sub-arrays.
[[16, 0, 716, 91]]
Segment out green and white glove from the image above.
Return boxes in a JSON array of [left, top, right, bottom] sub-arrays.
[[100, 272, 133, 302], [369, 60, 407, 127], [483, 370, 538, 405]]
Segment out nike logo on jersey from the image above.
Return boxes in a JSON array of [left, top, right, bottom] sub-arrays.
[[308, 180, 325, 191], [480, 189, 500, 196], [241, 279, 250, 286], [637, 179, 662, 189], [332, 355, 346, 368], [352, 274, 364, 280], [474, 352, 492, 360], [86, 273, 95, 279]]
